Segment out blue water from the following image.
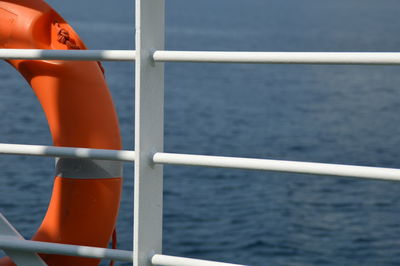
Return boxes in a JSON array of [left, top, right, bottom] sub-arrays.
[[1, 0, 400, 265]]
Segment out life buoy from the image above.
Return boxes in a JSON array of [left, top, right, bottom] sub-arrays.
[[0, 0, 122, 265]]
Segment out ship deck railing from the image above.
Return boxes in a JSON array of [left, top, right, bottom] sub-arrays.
[[1, 0, 400, 265]]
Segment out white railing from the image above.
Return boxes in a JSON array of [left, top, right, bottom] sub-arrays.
[[2, 143, 400, 182], [0, 238, 133, 262], [1, 0, 400, 265], [0, 49, 136, 61], [5, 49, 400, 65], [0, 143, 135, 161], [152, 152, 400, 182], [153, 51, 400, 64]]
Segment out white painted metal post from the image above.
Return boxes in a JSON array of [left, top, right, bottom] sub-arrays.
[[134, 0, 165, 265]]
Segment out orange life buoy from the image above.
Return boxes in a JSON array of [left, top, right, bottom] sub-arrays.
[[0, 0, 122, 265]]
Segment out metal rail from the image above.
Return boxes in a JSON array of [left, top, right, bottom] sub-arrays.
[[1, 143, 400, 182], [0, 238, 133, 262], [0, 213, 46, 265], [153, 152, 400, 182], [153, 51, 400, 64], [0, 143, 135, 162], [4, 49, 400, 65], [0, 49, 135, 61], [0, 238, 246, 266], [152, 254, 245, 266]]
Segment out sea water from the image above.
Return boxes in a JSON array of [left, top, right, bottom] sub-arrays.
[[1, 0, 400, 265]]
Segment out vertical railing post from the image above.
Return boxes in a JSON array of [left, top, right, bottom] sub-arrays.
[[134, 0, 165, 265]]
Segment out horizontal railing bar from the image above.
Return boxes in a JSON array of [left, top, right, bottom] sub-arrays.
[[153, 50, 400, 65], [0, 237, 133, 262], [0, 49, 135, 61], [0, 143, 135, 161], [153, 152, 400, 181], [152, 254, 246, 266], [3, 49, 400, 65]]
